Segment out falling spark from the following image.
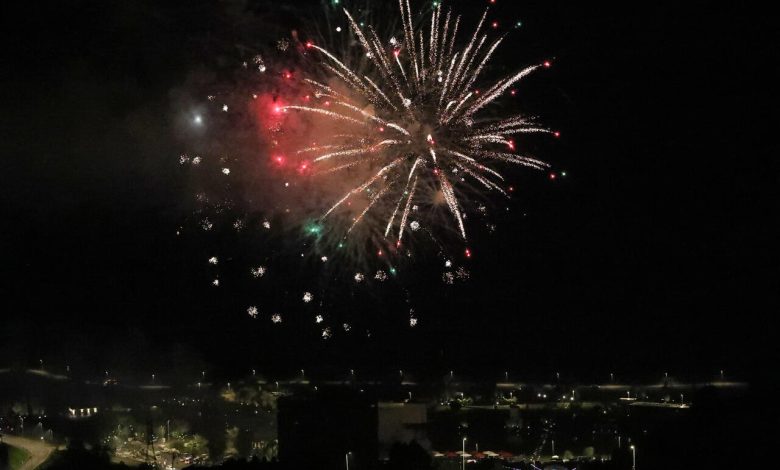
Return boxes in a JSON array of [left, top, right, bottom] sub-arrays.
[[303, 292, 314, 303], [250, 266, 267, 278], [208, 256, 218, 265], [247, 306, 258, 318], [271, 313, 283, 323]]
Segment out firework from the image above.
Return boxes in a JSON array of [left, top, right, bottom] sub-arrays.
[[250, 266, 267, 278], [284, 0, 554, 246]]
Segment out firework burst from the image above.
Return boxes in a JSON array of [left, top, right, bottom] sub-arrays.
[[285, 0, 554, 246]]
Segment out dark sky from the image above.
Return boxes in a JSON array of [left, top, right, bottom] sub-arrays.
[[1, 1, 775, 382]]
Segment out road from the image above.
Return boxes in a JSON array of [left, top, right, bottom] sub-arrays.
[[2, 435, 56, 470]]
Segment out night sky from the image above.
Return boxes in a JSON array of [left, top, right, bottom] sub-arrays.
[[1, 1, 775, 382]]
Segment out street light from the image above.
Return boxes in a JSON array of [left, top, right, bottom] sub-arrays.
[[630, 445, 636, 470], [462, 437, 467, 470], [345, 451, 352, 470]]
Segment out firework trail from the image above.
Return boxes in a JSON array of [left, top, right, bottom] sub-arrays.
[[284, 0, 555, 245]]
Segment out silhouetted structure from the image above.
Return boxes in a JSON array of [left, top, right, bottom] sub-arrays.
[[278, 389, 378, 469]]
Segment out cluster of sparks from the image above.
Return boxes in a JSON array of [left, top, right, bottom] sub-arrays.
[[183, 0, 560, 337], [284, 0, 556, 245]]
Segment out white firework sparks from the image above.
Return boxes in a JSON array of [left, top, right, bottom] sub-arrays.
[[303, 291, 314, 303], [315, 315, 324, 323], [208, 256, 218, 265], [247, 306, 258, 318], [271, 313, 282, 323], [250, 266, 267, 278], [354, 272, 365, 283], [285, 0, 554, 244]]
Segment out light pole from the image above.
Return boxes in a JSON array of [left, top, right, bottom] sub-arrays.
[[630, 445, 636, 470], [462, 437, 467, 470], [551, 439, 555, 456], [345, 451, 351, 470]]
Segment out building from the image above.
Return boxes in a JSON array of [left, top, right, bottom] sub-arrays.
[[278, 389, 378, 469]]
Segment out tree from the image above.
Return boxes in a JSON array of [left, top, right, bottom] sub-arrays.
[[387, 441, 433, 470]]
